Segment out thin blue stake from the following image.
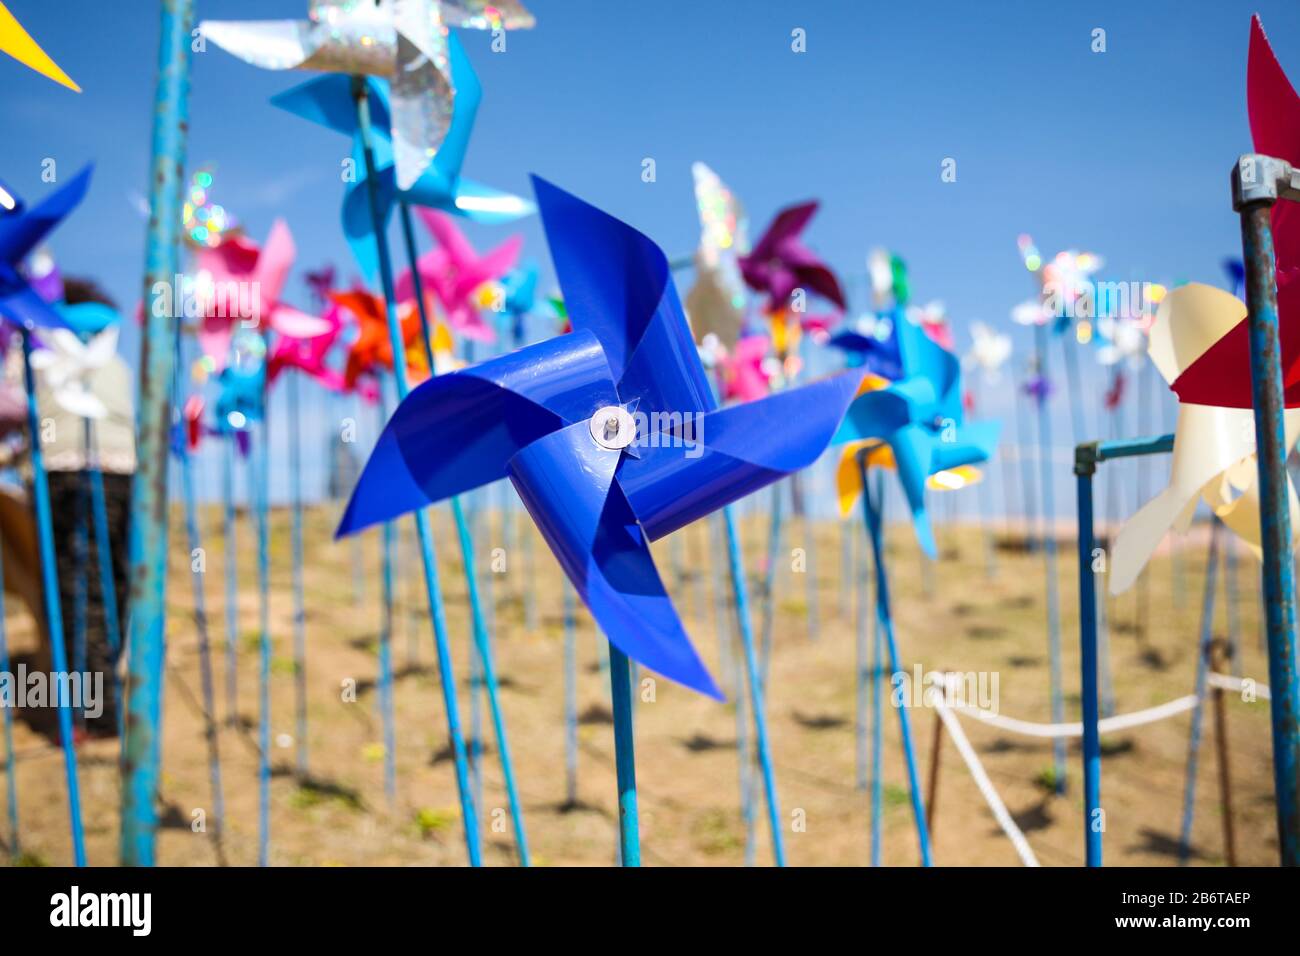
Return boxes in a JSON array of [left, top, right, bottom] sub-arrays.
[[121, 0, 192, 867], [757, 481, 783, 688], [22, 330, 84, 865], [722, 504, 787, 866], [1033, 323, 1067, 792], [253, 421, 271, 866], [1075, 453, 1103, 866], [1178, 520, 1221, 865], [0, 538, 19, 858], [563, 581, 578, 806], [354, 83, 480, 865], [287, 368, 308, 777], [858, 451, 932, 866], [222, 435, 239, 725], [608, 644, 640, 866], [869, 482, 884, 867], [855, 517, 869, 792], [398, 199, 528, 864], [378, 527, 398, 802]]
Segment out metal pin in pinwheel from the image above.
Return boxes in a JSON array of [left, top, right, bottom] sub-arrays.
[[740, 201, 846, 314], [0, 0, 78, 91], [270, 31, 532, 284], [685, 162, 750, 348], [200, 0, 533, 191], [395, 207, 522, 344], [832, 313, 1001, 557], [1109, 283, 1300, 594], [337, 179, 862, 698]]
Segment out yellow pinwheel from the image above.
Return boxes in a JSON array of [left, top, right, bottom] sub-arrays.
[[0, 1, 78, 91]]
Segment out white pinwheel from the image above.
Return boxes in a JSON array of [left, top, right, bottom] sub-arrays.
[[1094, 313, 1147, 367], [199, 1, 534, 190], [685, 162, 750, 348], [29, 325, 119, 420], [964, 321, 1012, 383]]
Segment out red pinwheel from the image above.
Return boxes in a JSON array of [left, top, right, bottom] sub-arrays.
[[739, 201, 846, 314], [338, 180, 861, 698], [1169, 16, 1300, 408]]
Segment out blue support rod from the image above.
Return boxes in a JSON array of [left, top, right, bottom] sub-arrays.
[[121, 0, 192, 867], [1178, 520, 1221, 864], [398, 199, 529, 865], [858, 452, 932, 866], [1237, 197, 1300, 866], [288, 369, 308, 777], [0, 529, 18, 856], [869, 471, 884, 866], [253, 423, 271, 867], [375, 393, 397, 803], [607, 644, 640, 866], [563, 581, 577, 806], [21, 332, 84, 865], [221, 434, 239, 725], [352, 78, 480, 865], [722, 504, 788, 867], [1076, 461, 1103, 867]]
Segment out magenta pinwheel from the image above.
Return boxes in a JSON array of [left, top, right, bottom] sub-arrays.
[[267, 299, 346, 392], [395, 208, 522, 344], [194, 219, 331, 370], [338, 180, 862, 698], [739, 201, 847, 314]]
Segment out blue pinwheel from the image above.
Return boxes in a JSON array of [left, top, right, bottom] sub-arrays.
[[338, 179, 862, 698], [499, 258, 539, 341], [270, 32, 532, 283], [832, 313, 1000, 557], [0, 168, 93, 332]]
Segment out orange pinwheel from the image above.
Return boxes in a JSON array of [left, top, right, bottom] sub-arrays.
[[330, 289, 430, 399]]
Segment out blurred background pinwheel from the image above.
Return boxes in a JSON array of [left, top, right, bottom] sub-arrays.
[[0, 167, 92, 332], [739, 201, 846, 315], [684, 162, 750, 349]]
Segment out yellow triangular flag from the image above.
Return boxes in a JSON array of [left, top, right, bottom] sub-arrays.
[[0, 2, 79, 92]]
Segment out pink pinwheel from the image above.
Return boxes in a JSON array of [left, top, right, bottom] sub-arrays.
[[395, 208, 522, 344], [267, 300, 346, 392], [194, 219, 330, 370], [718, 334, 775, 402], [739, 201, 846, 314]]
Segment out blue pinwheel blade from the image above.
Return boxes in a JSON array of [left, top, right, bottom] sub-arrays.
[[533, 176, 715, 417], [56, 301, 119, 336], [619, 370, 863, 540], [887, 422, 941, 559], [430, 32, 479, 184], [270, 73, 390, 139], [931, 419, 1002, 473], [337, 330, 619, 537], [0, 164, 92, 268], [0, 283, 70, 331], [507, 421, 722, 699]]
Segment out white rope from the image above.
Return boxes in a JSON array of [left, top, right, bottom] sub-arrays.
[[931, 698, 1040, 867], [1206, 672, 1272, 700]]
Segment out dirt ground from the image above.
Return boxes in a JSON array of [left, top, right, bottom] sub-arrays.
[[0, 495, 1282, 867]]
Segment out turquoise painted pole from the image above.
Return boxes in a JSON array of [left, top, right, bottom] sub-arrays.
[[353, 78, 480, 865], [722, 505, 787, 866], [253, 421, 271, 866], [858, 451, 932, 866], [221, 435, 239, 725], [287, 368, 308, 777], [757, 482, 783, 689], [121, 0, 192, 867], [397, 199, 529, 865], [0, 539, 18, 857], [22, 330, 84, 865], [608, 645, 640, 866], [869, 480, 884, 867]]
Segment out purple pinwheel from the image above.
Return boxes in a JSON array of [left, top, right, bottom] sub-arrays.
[[739, 201, 847, 314], [338, 179, 862, 698]]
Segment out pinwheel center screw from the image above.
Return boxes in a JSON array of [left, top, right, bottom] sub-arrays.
[[590, 405, 636, 451]]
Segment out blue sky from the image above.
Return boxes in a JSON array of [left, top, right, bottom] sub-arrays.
[[1, 0, 1297, 507]]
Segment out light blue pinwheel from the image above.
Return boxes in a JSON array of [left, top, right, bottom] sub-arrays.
[[338, 178, 862, 698], [833, 314, 1000, 557], [499, 257, 538, 342], [270, 32, 532, 283]]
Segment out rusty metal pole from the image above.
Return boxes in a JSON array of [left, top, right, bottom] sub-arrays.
[[120, 0, 193, 866], [1210, 641, 1238, 867], [1232, 153, 1300, 866]]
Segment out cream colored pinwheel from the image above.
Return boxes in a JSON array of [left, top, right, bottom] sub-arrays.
[[1109, 283, 1300, 594], [684, 162, 750, 348], [964, 321, 1013, 384], [28, 325, 119, 420], [200, 1, 533, 190]]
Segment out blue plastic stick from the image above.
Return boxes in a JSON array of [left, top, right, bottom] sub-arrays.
[[84, 427, 122, 663], [1033, 323, 1067, 792], [859, 452, 932, 866], [758, 481, 783, 689], [722, 504, 787, 866], [855, 518, 869, 792], [563, 580, 577, 806], [354, 81, 480, 865], [712, 512, 754, 856], [869, 481, 884, 867], [1178, 520, 1221, 865], [1076, 461, 1103, 866], [0, 539, 18, 857], [287, 369, 308, 777], [222, 435, 239, 725], [608, 644, 640, 866], [398, 198, 528, 864], [21, 330, 84, 865], [253, 421, 272, 866], [375, 390, 398, 803], [179, 431, 225, 847], [71, 477, 87, 716]]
